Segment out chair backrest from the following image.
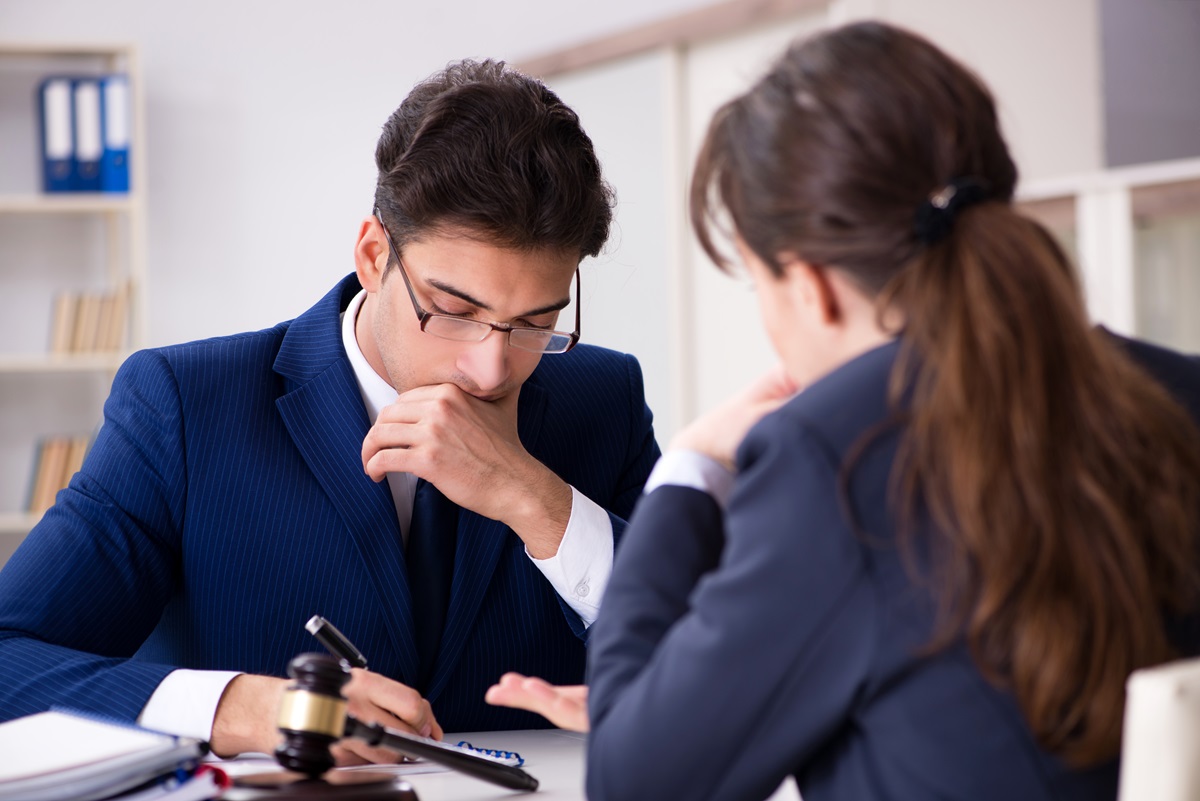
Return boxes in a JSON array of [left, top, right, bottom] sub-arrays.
[[1118, 656, 1200, 800]]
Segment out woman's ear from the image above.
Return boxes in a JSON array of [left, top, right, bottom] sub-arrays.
[[781, 256, 842, 325], [354, 216, 390, 292]]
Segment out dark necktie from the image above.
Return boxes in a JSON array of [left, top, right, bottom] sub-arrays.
[[407, 478, 458, 690]]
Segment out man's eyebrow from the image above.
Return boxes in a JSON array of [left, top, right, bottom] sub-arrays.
[[427, 279, 571, 318]]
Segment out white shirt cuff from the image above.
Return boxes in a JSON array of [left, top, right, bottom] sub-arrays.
[[137, 669, 243, 741], [644, 449, 736, 509], [527, 486, 613, 627]]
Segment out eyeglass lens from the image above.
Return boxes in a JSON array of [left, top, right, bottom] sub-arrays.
[[423, 315, 571, 353]]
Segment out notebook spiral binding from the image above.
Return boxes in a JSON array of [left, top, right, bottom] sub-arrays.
[[455, 741, 524, 767]]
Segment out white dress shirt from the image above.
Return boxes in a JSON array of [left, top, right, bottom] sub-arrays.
[[642, 449, 736, 509], [139, 288, 615, 739]]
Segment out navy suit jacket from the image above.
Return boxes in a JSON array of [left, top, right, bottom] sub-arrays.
[[587, 336, 1200, 801], [0, 274, 659, 733]]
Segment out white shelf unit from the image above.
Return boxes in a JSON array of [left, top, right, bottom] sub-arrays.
[[0, 43, 147, 557], [1017, 156, 1200, 352]]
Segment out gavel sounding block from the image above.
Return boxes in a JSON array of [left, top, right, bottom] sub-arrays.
[[221, 769, 419, 800]]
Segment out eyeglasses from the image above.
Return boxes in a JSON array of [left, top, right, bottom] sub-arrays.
[[375, 212, 580, 355]]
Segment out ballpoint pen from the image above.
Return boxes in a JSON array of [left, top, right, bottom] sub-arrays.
[[301, 616, 527, 770], [305, 615, 368, 669]]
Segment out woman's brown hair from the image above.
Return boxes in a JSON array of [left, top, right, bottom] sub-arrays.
[[691, 21, 1200, 765]]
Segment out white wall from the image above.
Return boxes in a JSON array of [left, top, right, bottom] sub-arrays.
[[682, 15, 829, 419], [548, 50, 680, 435], [846, 0, 1105, 184], [0, 0, 720, 349]]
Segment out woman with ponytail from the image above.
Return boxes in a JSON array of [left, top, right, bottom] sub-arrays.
[[487, 21, 1200, 801]]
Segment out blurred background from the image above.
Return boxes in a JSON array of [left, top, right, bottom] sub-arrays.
[[1, 0, 1198, 558]]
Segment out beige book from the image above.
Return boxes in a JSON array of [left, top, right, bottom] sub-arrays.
[[103, 283, 129, 352], [48, 293, 78, 355], [93, 293, 115, 353], [71, 293, 101, 353], [28, 438, 69, 516], [61, 436, 90, 491], [25, 439, 48, 514]]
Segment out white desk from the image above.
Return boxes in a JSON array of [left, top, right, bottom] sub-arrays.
[[404, 730, 585, 800], [405, 730, 802, 801], [215, 730, 801, 800]]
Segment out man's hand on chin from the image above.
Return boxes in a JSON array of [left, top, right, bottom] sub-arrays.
[[361, 382, 572, 556]]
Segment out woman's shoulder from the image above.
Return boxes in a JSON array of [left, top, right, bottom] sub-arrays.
[[746, 340, 901, 461]]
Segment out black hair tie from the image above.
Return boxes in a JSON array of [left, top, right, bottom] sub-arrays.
[[913, 177, 988, 246]]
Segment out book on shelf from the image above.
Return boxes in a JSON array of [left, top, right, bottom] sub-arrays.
[[64, 436, 89, 487], [71, 292, 102, 353], [73, 78, 103, 192], [106, 282, 129, 351], [38, 77, 75, 192], [49, 292, 78, 354], [38, 72, 131, 194], [27, 435, 91, 517], [93, 291, 116, 353], [101, 75, 132, 193], [28, 437, 69, 516], [47, 285, 130, 355]]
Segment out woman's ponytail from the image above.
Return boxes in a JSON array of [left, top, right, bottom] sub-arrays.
[[890, 201, 1200, 764]]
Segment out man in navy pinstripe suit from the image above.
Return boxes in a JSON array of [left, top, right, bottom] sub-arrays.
[[0, 59, 660, 764]]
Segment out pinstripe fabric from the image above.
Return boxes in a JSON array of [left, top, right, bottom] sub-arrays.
[[0, 273, 661, 732]]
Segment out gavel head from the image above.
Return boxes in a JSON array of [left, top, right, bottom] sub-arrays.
[[274, 652, 352, 777]]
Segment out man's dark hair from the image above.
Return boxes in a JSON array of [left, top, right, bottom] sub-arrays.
[[374, 59, 613, 259]]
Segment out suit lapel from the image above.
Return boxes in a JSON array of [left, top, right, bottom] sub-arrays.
[[425, 377, 549, 701], [273, 276, 420, 685]]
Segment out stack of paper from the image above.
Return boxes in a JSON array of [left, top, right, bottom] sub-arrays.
[[0, 710, 214, 801]]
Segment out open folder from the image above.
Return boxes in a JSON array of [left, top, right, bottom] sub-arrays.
[[0, 709, 206, 801]]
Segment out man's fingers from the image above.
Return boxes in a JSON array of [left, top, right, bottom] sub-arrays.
[[345, 669, 443, 741], [394, 383, 466, 404], [362, 438, 421, 481], [361, 394, 465, 478], [363, 697, 443, 742], [332, 739, 404, 767]]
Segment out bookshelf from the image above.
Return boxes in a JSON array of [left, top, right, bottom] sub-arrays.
[[0, 43, 147, 561]]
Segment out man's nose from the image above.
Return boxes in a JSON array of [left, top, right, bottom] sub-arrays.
[[458, 328, 512, 394]]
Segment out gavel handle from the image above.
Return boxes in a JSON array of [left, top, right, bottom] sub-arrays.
[[344, 716, 540, 792]]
